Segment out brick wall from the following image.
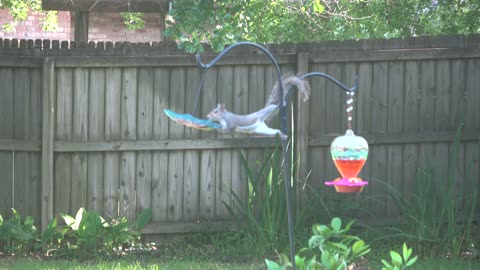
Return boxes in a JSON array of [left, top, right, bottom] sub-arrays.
[[0, 9, 164, 42]]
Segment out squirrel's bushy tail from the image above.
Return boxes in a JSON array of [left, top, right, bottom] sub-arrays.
[[265, 73, 311, 107]]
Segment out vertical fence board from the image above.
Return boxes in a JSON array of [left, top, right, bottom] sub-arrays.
[[386, 62, 404, 216], [152, 68, 170, 222], [370, 62, 389, 216], [103, 68, 122, 218], [54, 68, 72, 215], [418, 60, 436, 172], [0, 152, 13, 218], [120, 67, 137, 219], [247, 65, 265, 216], [403, 61, 420, 131], [182, 67, 201, 221], [435, 60, 451, 131], [231, 66, 249, 211], [449, 60, 466, 130], [29, 69, 42, 221], [13, 68, 31, 217], [402, 61, 420, 195], [465, 59, 480, 192], [0, 68, 14, 216], [215, 67, 234, 218], [41, 59, 55, 231], [87, 68, 106, 213], [136, 68, 154, 215], [356, 62, 373, 204], [0, 69, 14, 139], [200, 69, 218, 219], [465, 59, 480, 130], [70, 68, 89, 213], [419, 60, 436, 131], [433, 60, 451, 185], [309, 63, 328, 193], [168, 67, 185, 221]]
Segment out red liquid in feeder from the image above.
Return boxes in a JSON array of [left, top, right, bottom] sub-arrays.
[[333, 159, 366, 179]]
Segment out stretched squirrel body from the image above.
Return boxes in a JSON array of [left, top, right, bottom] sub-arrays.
[[207, 74, 310, 139]]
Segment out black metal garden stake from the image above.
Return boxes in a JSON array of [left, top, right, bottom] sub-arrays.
[[190, 43, 360, 270]]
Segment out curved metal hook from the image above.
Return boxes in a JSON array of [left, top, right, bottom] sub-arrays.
[[194, 42, 286, 128], [301, 72, 358, 93]]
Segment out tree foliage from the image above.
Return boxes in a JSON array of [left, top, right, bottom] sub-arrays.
[[165, 0, 480, 53], [0, 0, 145, 33], [0, 0, 57, 32]]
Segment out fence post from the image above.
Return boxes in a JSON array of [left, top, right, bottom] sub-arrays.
[[41, 58, 55, 231], [296, 52, 310, 206]]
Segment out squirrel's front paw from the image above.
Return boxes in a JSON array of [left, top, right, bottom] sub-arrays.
[[280, 133, 288, 140]]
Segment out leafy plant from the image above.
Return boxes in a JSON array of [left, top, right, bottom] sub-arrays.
[[381, 243, 418, 270], [266, 217, 370, 270], [225, 138, 328, 251], [266, 218, 417, 270], [0, 209, 38, 255], [382, 123, 478, 257], [61, 208, 152, 257]]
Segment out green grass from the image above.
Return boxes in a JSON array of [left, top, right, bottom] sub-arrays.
[[0, 258, 263, 270], [412, 258, 480, 270], [2, 256, 479, 270]]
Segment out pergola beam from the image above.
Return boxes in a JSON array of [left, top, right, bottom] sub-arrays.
[[42, 0, 169, 13]]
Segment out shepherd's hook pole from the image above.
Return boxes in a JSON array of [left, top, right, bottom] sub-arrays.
[[195, 42, 297, 270]]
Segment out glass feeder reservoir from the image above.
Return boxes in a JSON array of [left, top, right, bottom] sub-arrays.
[[326, 129, 369, 193]]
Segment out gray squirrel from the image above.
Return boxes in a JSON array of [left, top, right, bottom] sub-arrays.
[[206, 73, 310, 139]]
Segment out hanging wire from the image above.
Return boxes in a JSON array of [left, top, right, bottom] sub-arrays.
[[346, 91, 355, 130], [193, 68, 208, 116]]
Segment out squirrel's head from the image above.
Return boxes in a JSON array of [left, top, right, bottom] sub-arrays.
[[207, 103, 226, 121]]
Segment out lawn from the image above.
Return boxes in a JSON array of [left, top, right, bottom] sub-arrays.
[[1, 257, 479, 270], [0, 258, 263, 270]]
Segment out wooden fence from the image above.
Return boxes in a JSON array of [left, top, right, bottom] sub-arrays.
[[0, 35, 479, 233]]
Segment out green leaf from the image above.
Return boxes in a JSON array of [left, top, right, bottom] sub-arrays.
[[294, 255, 306, 270], [331, 217, 342, 232], [135, 208, 152, 230], [61, 213, 75, 227], [390, 251, 403, 267], [405, 256, 418, 267], [402, 243, 412, 261], [344, 219, 356, 232], [308, 235, 324, 248], [313, 0, 325, 14], [352, 240, 364, 254], [265, 259, 281, 270], [381, 259, 392, 268]]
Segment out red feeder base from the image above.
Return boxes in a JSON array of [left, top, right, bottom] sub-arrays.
[[325, 177, 368, 193]]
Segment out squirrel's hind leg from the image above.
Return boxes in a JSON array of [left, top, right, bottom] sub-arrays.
[[251, 122, 287, 139]]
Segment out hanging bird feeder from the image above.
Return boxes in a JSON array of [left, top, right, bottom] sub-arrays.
[[324, 91, 369, 193]]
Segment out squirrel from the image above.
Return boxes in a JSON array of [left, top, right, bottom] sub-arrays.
[[206, 73, 310, 139]]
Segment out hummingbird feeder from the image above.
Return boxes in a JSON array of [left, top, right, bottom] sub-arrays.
[[325, 91, 369, 193]]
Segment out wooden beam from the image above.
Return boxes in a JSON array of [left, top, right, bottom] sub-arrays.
[[52, 54, 296, 67], [54, 137, 281, 152], [141, 220, 241, 234], [73, 11, 89, 43], [309, 130, 480, 147], [42, 0, 169, 13], [41, 58, 55, 232], [295, 52, 310, 207], [0, 140, 41, 151]]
